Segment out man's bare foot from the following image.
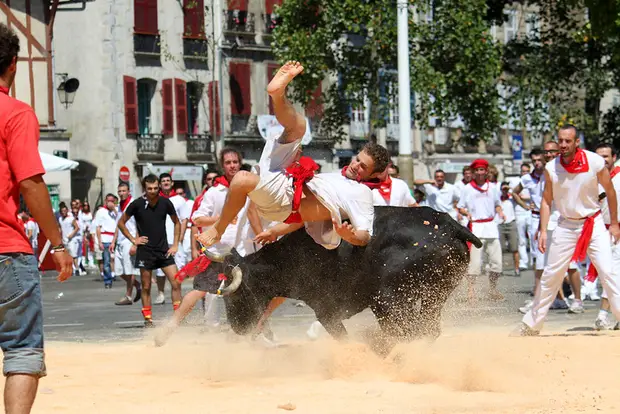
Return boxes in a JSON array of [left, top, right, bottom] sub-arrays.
[[196, 226, 221, 248], [267, 61, 304, 97]]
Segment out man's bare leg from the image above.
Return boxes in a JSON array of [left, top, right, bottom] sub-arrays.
[[567, 268, 581, 299], [140, 269, 154, 325], [154, 290, 207, 347], [161, 264, 182, 308], [5, 374, 38, 414]]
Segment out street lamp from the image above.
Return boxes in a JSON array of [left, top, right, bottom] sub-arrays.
[[56, 73, 80, 109]]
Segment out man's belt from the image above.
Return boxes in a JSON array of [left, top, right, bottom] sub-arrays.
[[571, 210, 602, 263], [531, 211, 540, 216], [472, 217, 495, 223], [101, 231, 115, 236]]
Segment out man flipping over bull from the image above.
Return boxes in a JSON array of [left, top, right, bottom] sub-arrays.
[[197, 61, 390, 250]]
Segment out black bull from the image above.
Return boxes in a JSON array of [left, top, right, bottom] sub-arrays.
[[213, 206, 482, 343]]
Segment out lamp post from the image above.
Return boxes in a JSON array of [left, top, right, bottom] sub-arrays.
[[56, 73, 80, 109], [397, 0, 414, 186]]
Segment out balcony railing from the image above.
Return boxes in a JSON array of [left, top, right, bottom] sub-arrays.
[[224, 10, 255, 34], [231, 114, 250, 133], [186, 134, 215, 160], [263, 13, 278, 34], [137, 134, 164, 160], [134, 34, 161, 56], [183, 38, 209, 59]]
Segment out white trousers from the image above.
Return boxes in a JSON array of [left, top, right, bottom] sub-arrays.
[[516, 214, 531, 268], [600, 243, 620, 300], [523, 215, 620, 330], [468, 238, 502, 276]]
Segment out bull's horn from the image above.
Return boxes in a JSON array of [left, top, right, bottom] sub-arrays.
[[200, 246, 230, 263], [217, 265, 243, 296]]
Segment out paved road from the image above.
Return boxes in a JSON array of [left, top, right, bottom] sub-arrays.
[[40, 254, 609, 343]]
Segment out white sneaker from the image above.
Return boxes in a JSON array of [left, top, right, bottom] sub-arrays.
[[588, 291, 601, 301], [568, 301, 584, 314], [519, 300, 533, 314], [154, 292, 165, 305], [509, 323, 540, 337], [595, 318, 613, 331], [306, 321, 323, 340]]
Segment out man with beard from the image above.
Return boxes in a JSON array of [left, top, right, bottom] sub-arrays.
[[197, 61, 390, 250], [514, 125, 620, 336], [457, 159, 505, 302], [117, 174, 182, 327], [112, 183, 141, 306]]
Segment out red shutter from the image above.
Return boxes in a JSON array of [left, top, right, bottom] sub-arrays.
[[162, 79, 174, 135], [305, 83, 323, 119], [134, 0, 159, 34], [227, 0, 248, 11], [265, 0, 282, 14], [183, 0, 205, 38], [267, 63, 279, 115], [175, 79, 188, 135], [208, 81, 221, 136], [229, 62, 251, 115], [123, 76, 138, 134]]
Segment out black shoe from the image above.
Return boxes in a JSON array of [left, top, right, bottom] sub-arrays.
[[144, 319, 154, 328], [133, 288, 142, 303], [104, 284, 112, 289]]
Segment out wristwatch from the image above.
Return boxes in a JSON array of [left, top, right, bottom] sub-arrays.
[[51, 244, 66, 254]]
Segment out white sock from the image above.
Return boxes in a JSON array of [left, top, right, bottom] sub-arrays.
[[598, 309, 609, 320]]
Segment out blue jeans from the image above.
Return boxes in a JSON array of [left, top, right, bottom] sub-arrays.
[[0, 254, 46, 377], [102, 243, 112, 286]]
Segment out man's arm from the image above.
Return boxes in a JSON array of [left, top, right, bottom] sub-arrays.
[[333, 221, 371, 246], [511, 183, 531, 210], [413, 179, 434, 187], [68, 219, 79, 240], [598, 168, 620, 242], [269, 62, 307, 143], [247, 202, 263, 235], [538, 170, 554, 253]]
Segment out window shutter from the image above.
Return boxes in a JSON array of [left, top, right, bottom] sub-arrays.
[[266, 63, 279, 115], [227, 0, 248, 11], [305, 82, 323, 119], [162, 79, 174, 135], [183, 0, 205, 38], [123, 76, 138, 134], [265, 0, 282, 14], [134, 0, 158, 34], [229, 62, 251, 115], [175, 79, 188, 135], [208, 81, 221, 136]]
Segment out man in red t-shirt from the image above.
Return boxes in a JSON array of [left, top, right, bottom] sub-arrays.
[[0, 23, 73, 413]]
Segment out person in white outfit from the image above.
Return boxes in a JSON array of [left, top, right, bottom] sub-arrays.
[[514, 125, 620, 336], [498, 182, 520, 274], [508, 163, 532, 269], [414, 170, 459, 219], [58, 204, 81, 276], [591, 143, 620, 330], [454, 166, 473, 227], [457, 159, 505, 302]]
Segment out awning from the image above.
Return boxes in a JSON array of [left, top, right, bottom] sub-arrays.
[[40, 151, 79, 172]]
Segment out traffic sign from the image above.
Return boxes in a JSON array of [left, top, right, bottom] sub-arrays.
[[119, 166, 130, 182]]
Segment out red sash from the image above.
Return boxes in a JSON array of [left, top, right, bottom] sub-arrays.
[[560, 148, 589, 174], [571, 210, 601, 264], [283, 157, 319, 224]]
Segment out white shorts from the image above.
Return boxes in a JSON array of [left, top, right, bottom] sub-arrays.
[[114, 240, 139, 276], [67, 238, 81, 258]]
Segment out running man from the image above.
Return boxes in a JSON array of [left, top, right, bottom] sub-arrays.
[[117, 174, 183, 327], [514, 125, 620, 336], [197, 61, 390, 250]]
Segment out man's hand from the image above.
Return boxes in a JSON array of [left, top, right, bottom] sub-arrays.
[[231, 216, 238, 225], [109, 242, 115, 253], [333, 219, 357, 241], [610, 223, 620, 244], [254, 229, 277, 245], [133, 236, 149, 246], [537, 230, 547, 254], [129, 245, 137, 256], [167, 245, 178, 258], [53, 251, 74, 282], [499, 212, 506, 222], [98, 241, 104, 251]]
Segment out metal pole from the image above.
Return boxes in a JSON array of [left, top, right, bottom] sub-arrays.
[[214, 0, 226, 153], [397, 0, 414, 186]]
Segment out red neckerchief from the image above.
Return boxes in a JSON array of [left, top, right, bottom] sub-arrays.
[[213, 176, 230, 188], [159, 189, 177, 198], [190, 188, 208, 231], [120, 196, 132, 212], [531, 171, 542, 184], [283, 156, 319, 223], [560, 148, 589, 174], [610, 166, 620, 180], [469, 180, 489, 193], [0, 86, 8, 95], [341, 166, 361, 182], [501, 193, 511, 201], [359, 175, 392, 203]]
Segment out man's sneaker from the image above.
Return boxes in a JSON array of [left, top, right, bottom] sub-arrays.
[[154, 292, 165, 305], [587, 291, 601, 301], [514, 268, 520, 276], [509, 323, 540, 337], [550, 298, 569, 310], [595, 318, 613, 331], [115, 296, 132, 306], [144, 319, 154, 328], [519, 300, 534, 315], [568, 300, 585, 314]]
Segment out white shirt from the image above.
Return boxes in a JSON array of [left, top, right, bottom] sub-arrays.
[[79, 212, 93, 233], [421, 182, 459, 218], [95, 207, 118, 243], [508, 176, 530, 217], [500, 197, 516, 224], [305, 173, 375, 249], [600, 170, 620, 225], [25, 220, 39, 248], [547, 150, 605, 219], [59, 215, 78, 241], [457, 181, 501, 239], [520, 172, 544, 212], [165, 194, 191, 246], [372, 178, 415, 207], [193, 185, 252, 256], [117, 197, 138, 243]]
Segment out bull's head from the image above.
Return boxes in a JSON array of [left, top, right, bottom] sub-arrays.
[[202, 248, 268, 335]]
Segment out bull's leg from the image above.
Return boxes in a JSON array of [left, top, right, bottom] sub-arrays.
[[253, 297, 286, 340], [318, 318, 348, 340]]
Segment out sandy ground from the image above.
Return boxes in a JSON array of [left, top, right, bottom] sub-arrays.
[[4, 325, 619, 414]]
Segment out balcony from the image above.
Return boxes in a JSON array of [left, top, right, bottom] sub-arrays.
[[134, 34, 161, 56], [183, 38, 209, 70], [186, 134, 216, 161], [137, 134, 164, 160], [223, 10, 255, 45], [263, 13, 278, 34], [231, 114, 250, 134]]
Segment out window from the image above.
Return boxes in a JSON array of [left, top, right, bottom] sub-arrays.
[[207, 81, 221, 136], [228, 0, 248, 11], [123, 76, 138, 134], [186, 81, 204, 135], [134, 0, 158, 34], [183, 0, 205, 38], [265, 0, 282, 14], [419, 0, 433, 23], [175, 79, 188, 135], [229, 62, 251, 132], [525, 13, 539, 38], [504, 10, 517, 43], [138, 78, 157, 135]]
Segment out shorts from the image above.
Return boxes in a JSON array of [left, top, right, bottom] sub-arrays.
[[0, 254, 46, 377], [499, 221, 518, 253], [193, 262, 226, 293], [67, 238, 81, 258], [135, 247, 176, 271], [114, 240, 139, 276], [94, 241, 103, 261]]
